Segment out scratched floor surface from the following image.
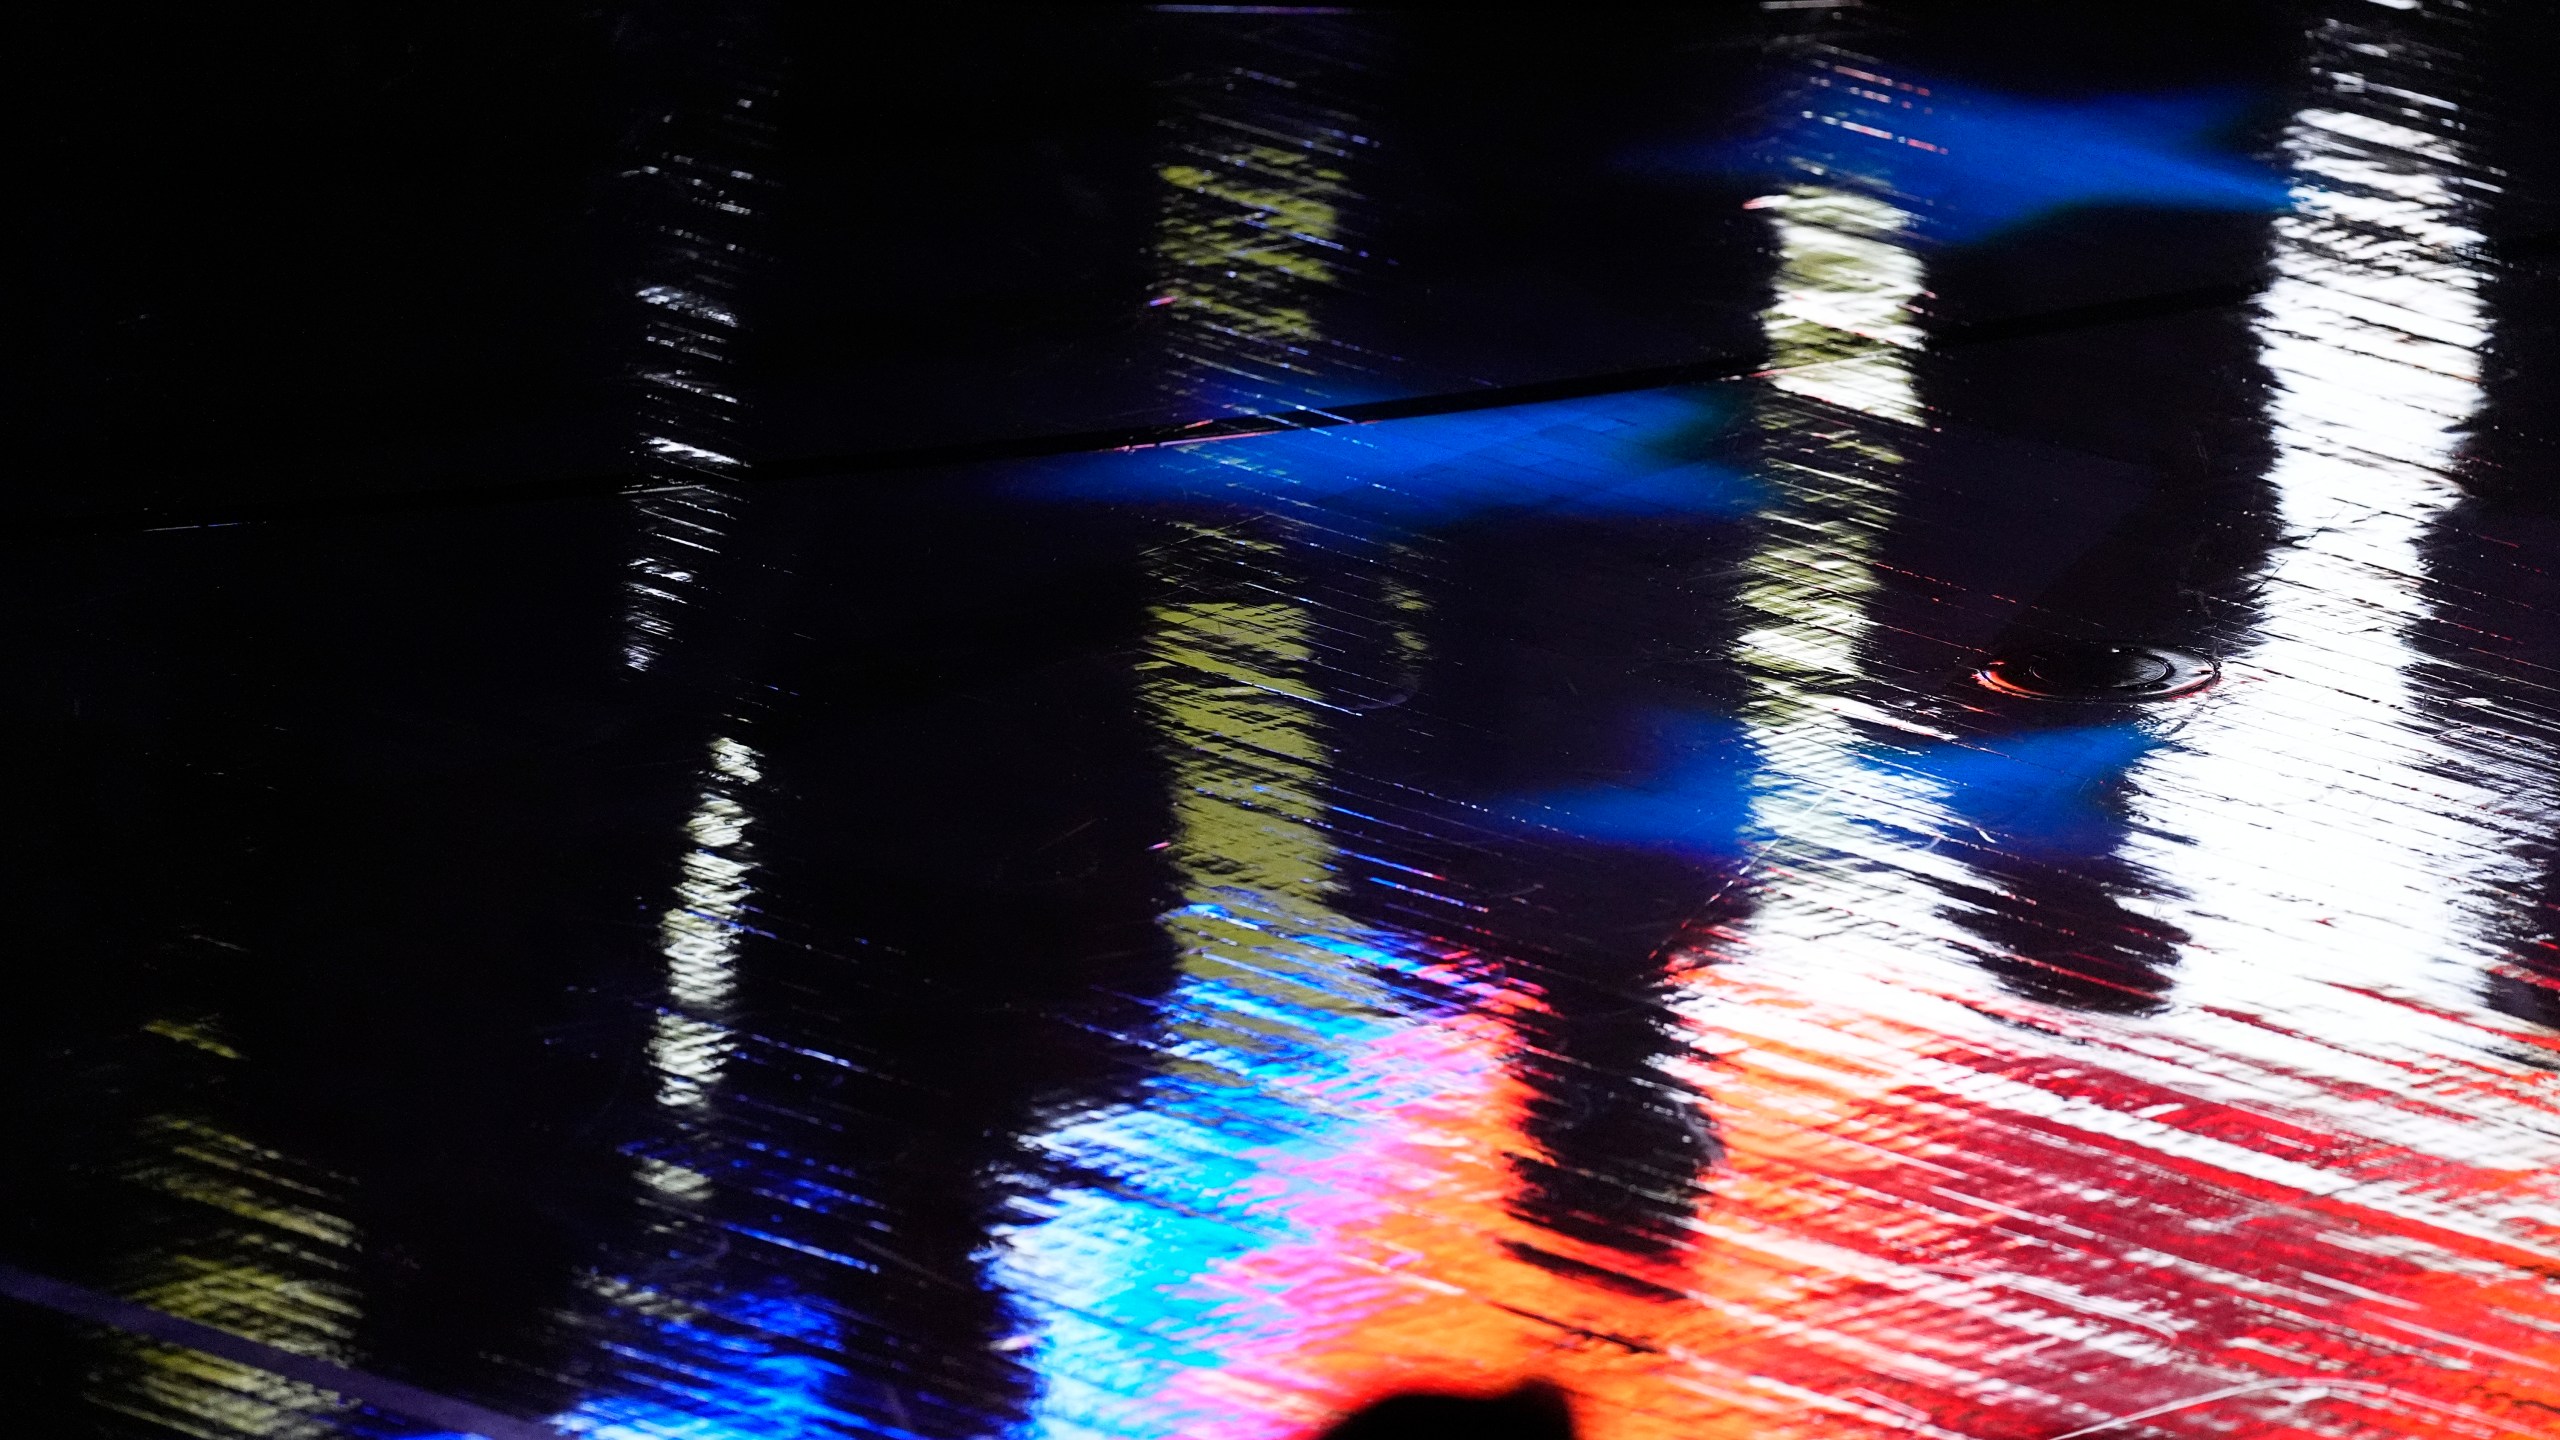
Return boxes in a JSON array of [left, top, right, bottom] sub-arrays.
[[20, 3, 2560, 1439]]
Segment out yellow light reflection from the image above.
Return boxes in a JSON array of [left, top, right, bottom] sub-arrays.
[[1143, 553, 1370, 1019], [1141, 61, 1382, 1024], [1152, 69, 1369, 408], [104, 1102, 363, 1440], [1141, 54, 1397, 1017]]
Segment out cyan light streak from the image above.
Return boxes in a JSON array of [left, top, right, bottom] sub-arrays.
[[991, 919, 1479, 1440]]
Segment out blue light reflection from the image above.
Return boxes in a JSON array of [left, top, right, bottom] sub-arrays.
[[1899, 724, 2160, 855], [1015, 388, 1758, 529], [1501, 713, 1756, 862], [549, 1288, 889, 1440], [1648, 69, 2288, 241], [1508, 713, 2160, 861]]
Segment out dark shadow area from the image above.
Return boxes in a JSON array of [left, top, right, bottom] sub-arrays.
[[1318, 1383, 1577, 1440]]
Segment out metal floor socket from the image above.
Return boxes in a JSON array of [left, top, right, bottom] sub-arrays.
[[1976, 645, 2219, 701]]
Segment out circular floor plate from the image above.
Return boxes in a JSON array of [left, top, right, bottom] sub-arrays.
[[1974, 645, 2218, 702]]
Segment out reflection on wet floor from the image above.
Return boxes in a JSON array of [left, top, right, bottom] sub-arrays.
[[21, 2, 2560, 1439]]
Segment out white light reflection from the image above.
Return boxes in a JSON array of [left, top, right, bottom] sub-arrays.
[[617, 90, 772, 674], [1752, 186, 1929, 425], [2120, 15, 2518, 1024], [1723, 184, 1972, 970], [546, 731, 779, 1432], [647, 734, 762, 1115]]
